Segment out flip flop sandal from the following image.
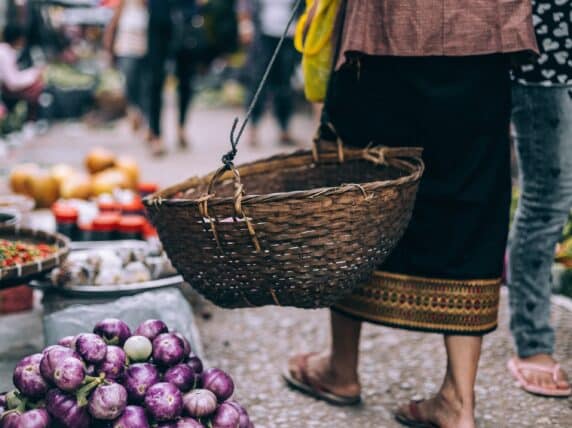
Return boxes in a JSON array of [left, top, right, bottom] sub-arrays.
[[282, 353, 362, 406], [394, 400, 439, 428], [507, 357, 572, 398]]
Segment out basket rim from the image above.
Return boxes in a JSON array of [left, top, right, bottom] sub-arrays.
[[144, 146, 424, 208], [0, 225, 70, 285]]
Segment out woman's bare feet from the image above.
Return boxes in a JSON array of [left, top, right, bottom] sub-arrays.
[[249, 127, 259, 148], [279, 132, 297, 146], [178, 126, 189, 150], [396, 389, 476, 428], [287, 352, 361, 400], [511, 354, 571, 394], [148, 137, 166, 157]]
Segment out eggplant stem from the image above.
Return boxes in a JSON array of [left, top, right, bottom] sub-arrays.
[[76, 375, 104, 407]]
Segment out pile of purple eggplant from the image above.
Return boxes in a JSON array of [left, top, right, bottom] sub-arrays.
[[0, 318, 253, 428]]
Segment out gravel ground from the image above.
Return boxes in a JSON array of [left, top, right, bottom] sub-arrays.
[[196, 291, 572, 428]]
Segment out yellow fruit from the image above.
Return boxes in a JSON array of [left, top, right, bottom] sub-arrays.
[[60, 173, 92, 200], [9, 163, 40, 196], [50, 164, 77, 187], [85, 147, 116, 174], [91, 168, 130, 196], [28, 170, 60, 208], [115, 156, 139, 189]]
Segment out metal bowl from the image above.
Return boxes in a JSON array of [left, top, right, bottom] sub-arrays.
[[0, 212, 17, 226]]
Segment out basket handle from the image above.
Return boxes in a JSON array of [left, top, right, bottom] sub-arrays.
[[202, 163, 262, 254], [311, 122, 346, 163]]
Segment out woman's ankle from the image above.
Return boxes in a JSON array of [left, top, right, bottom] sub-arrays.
[[438, 382, 475, 417]]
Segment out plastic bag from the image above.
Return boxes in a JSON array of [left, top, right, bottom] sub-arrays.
[[42, 288, 204, 357], [294, 0, 340, 102]]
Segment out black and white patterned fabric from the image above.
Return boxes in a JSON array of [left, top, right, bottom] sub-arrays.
[[513, 0, 572, 86]]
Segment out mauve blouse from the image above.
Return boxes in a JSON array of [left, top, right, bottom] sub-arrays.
[[338, 0, 539, 64]]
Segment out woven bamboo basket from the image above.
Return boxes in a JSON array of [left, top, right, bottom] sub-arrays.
[[144, 142, 424, 308]]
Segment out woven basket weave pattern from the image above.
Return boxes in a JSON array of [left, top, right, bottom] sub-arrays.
[[145, 147, 423, 308]]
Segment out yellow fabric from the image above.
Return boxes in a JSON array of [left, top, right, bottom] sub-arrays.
[[294, 0, 340, 102]]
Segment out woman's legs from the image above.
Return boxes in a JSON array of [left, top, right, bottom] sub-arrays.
[[175, 48, 195, 149], [287, 311, 361, 398], [397, 336, 481, 428], [508, 83, 572, 392], [271, 41, 298, 145], [146, 24, 170, 155], [117, 56, 144, 132]]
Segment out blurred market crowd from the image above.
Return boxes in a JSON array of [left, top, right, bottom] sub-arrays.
[[0, 0, 307, 156]]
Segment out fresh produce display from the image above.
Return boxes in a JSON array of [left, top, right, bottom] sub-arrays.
[[49, 243, 176, 287], [9, 148, 141, 207], [0, 239, 57, 269], [0, 318, 253, 427]]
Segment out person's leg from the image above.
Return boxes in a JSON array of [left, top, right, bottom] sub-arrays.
[[147, 25, 169, 154], [271, 40, 298, 145], [117, 56, 143, 131], [286, 310, 361, 399], [245, 35, 272, 147], [508, 83, 572, 392], [175, 48, 194, 149], [397, 336, 481, 428]]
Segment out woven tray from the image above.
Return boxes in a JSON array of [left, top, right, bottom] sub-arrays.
[[145, 143, 424, 308], [0, 226, 70, 289]]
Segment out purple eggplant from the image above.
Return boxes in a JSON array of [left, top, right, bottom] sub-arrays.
[[53, 356, 85, 392], [40, 346, 80, 382], [164, 364, 199, 392], [134, 319, 168, 341], [112, 405, 149, 428], [46, 389, 91, 428], [123, 363, 160, 403], [94, 319, 132, 346], [212, 402, 240, 428], [201, 368, 234, 402], [227, 401, 252, 428], [88, 383, 128, 420], [97, 346, 127, 380], [74, 333, 108, 364], [176, 418, 204, 428], [13, 354, 49, 399], [182, 389, 217, 418], [186, 354, 203, 375], [144, 382, 183, 422], [152, 334, 185, 367], [58, 336, 76, 348], [172, 332, 191, 356], [1, 412, 20, 428], [1, 409, 51, 428], [123, 336, 152, 363]]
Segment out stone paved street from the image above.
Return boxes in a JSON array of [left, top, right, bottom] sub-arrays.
[[1, 102, 571, 427]]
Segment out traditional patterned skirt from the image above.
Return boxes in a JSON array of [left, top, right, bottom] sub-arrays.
[[324, 54, 512, 335]]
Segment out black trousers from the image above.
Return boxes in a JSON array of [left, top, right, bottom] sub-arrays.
[[147, 25, 196, 136], [245, 34, 300, 131]]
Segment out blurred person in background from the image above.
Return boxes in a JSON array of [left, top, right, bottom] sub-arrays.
[[0, 24, 44, 122], [146, 0, 198, 156], [104, 0, 149, 134], [238, 0, 301, 147], [507, 0, 572, 398]]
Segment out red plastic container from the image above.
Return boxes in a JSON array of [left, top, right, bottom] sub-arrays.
[[92, 213, 121, 241], [117, 215, 146, 240], [0, 285, 34, 314], [52, 204, 79, 239], [138, 182, 159, 198], [120, 197, 145, 216]]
